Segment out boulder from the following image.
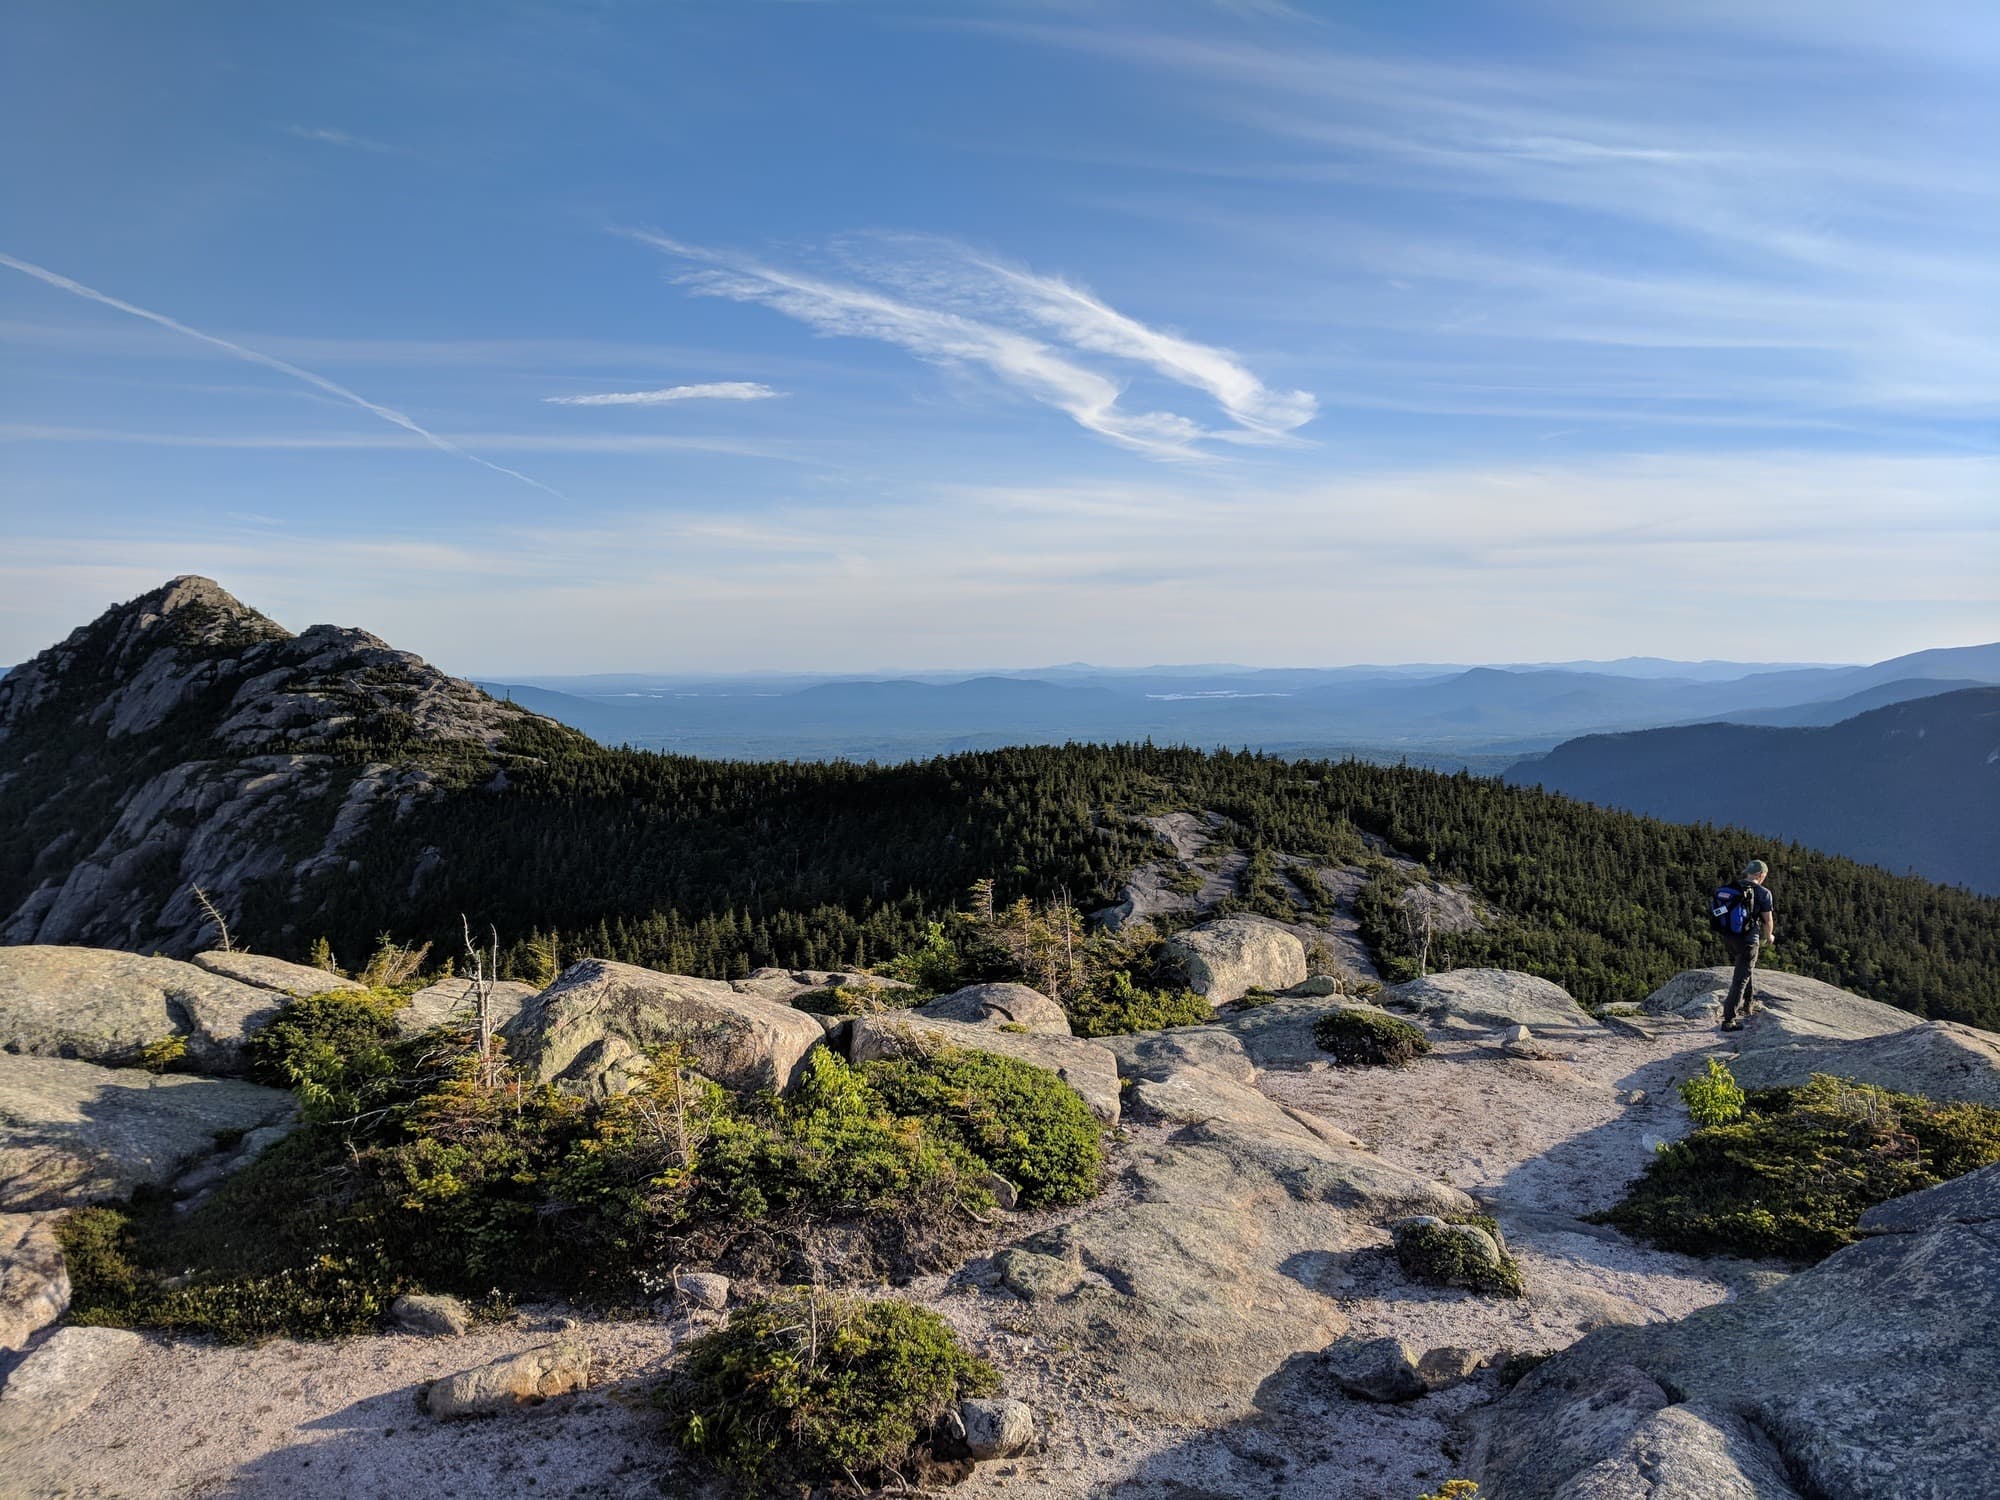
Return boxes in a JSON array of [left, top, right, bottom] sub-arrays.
[[980, 1171, 1020, 1211], [169, 1120, 292, 1200], [1163, 917, 1307, 1002], [423, 1339, 592, 1419], [398, 977, 540, 1037], [847, 1014, 1121, 1125], [1321, 1334, 1425, 1403], [1416, 1345, 1484, 1390], [0, 1326, 143, 1450], [392, 1293, 472, 1336], [0, 945, 286, 1072], [190, 950, 360, 996], [959, 1398, 1035, 1459], [920, 983, 1072, 1035], [1467, 1163, 2000, 1499], [0, 1213, 70, 1352], [674, 1271, 731, 1311], [1383, 968, 1600, 1037], [0, 1052, 294, 1210], [509, 959, 826, 1101]]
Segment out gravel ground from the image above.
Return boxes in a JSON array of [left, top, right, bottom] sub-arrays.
[[6, 1018, 1766, 1500]]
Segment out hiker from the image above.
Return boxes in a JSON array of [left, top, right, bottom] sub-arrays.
[[1712, 859, 1775, 1031]]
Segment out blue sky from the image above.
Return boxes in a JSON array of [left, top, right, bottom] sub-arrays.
[[2, 1, 1995, 673]]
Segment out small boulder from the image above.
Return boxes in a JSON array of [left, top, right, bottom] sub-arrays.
[[995, 1248, 1084, 1302], [675, 1272, 731, 1311], [1416, 1345, 1485, 1390], [392, 1293, 472, 1337], [1164, 917, 1308, 1003], [981, 1171, 1020, 1211], [0, 1213, 70, 1353], [921, 983, 1071, 1035], [1286, 975, 1343, 998], [1322, 1334, 1426, 1403], [0, 1326, 143, 1448], [1392, 1214, 1524, 1297], [960, 1397, 1035, 1459], [510, 959, 826, 1100], [423, 1339, 591, 1419]]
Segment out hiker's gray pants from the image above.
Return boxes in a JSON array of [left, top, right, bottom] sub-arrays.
[[1724, 935, 1759, 1022]]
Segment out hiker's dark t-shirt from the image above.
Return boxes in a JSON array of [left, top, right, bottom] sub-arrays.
[[1740, 883, 1773, 935]]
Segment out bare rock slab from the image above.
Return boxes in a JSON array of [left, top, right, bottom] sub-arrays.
[[0, 1052, 294, 1209], [509, 959, 825, 1100], [423, 1339, 592, 1419], [0, 945, 286, 1072], [1164, 916, 1308, 1003], [847, 1013, 1120, 1124], [1469, 1162, 2000, 1499], [1384, 968, 1599, 1037], [191, 950, 360, 997], [0, 1326, 143, 1450], [0, 1213, 70, 1352]]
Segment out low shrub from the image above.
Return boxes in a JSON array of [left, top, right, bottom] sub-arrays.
[[1314, 1008, 1432, 1067], [1596, 1074, 2000, 1262], [791, 983, 920, 1017], [245, 988, 412, 1122], [1394, 1213, 1526, 1297], [668, 1288, 998, 1495], [860, 1046, 1104, 1208], [1064, 970, 1214, 1037], [1679, 1057, 1745, 1126]]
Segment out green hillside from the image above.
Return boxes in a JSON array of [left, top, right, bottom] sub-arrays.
[[258, 726, 2000, 1028]]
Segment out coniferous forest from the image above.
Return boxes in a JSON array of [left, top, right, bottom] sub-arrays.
[[249, 720, 2000, 1028]]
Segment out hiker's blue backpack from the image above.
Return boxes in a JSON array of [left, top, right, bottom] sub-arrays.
[[1710, 883, 1757, 936]]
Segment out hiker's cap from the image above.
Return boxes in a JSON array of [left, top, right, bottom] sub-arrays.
[[1742, 859, 1769, 879]]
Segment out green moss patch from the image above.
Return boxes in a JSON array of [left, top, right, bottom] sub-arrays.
[[1314, 1008, 1432, 1067], [668, 1288, 999, 1495], [1596, 1073, 2000, 1262]]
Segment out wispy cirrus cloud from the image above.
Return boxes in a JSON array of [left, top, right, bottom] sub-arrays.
[[546, 381, 781, 406], [283, 125, 407, 155], [0, 251, 567, 498], [626, 230, 1314, 459]]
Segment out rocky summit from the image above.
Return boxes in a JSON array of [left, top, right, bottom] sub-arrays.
[[0, 577, 558, 956]]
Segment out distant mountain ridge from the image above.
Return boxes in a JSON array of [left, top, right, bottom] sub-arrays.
[[1506, 688, 2000, 893], [480, 641, 2000, 763]]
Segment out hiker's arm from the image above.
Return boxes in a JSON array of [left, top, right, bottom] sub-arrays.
[[1761, 906, 1774, 942]]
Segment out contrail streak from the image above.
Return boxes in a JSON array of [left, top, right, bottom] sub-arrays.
[[0, 250, 568, 499]]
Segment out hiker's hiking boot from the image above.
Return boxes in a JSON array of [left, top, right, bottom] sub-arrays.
[[1721, 1018, 1744, 1032]]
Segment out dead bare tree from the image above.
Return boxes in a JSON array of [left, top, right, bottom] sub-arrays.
[[461, 914, 501, 1089], [191, 886, 234, 953], [1403, 889, 1436, 977]]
